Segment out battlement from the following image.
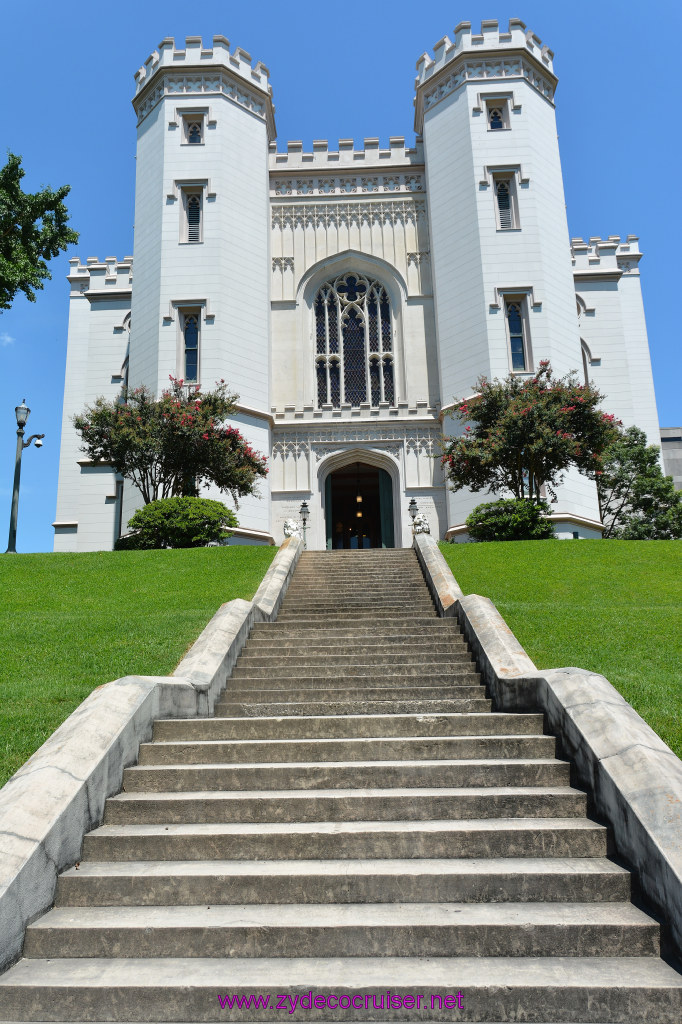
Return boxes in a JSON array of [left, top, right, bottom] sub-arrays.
[[133, 36, 271, 97], [415, 19, 555, 86], [269, 136, 424, 170], [67, 257, 133, 297], [571, 235, 642, 275]]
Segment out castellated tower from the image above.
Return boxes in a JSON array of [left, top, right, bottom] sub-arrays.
[[126, 36, 275, 539], [416, 20, 601, 533]]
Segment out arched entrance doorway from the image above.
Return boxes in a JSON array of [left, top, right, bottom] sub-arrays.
[[325, 462, 395, 549]]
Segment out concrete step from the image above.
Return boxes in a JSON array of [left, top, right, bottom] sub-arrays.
[[278, 599, 434, 610], [275, 614, 438, 626], [250, 620, 459, 636], [218, 684, 484, 703], [23, 901, 660, 960], [3, 956, 681, 1022], [214, 697, 493, 717], [122, 758, 571, 793], [242, 637, 467, 653], [81, 818, 607, 862], [104, 786, 585, 825], [56, 856, 632, 907], [152, 712, 544, 741], [137, 735, 556, 766], [235, 649, 473, 666], [229, 664, 479, 681], [231, 660, 475, 678]]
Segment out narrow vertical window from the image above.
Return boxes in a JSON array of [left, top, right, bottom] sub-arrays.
[[489, 107, 503, 130], [184, 314, 199, 383], [186, 194, 202, 243], [496, 180, 512, 229], [506, 301, 527, 371]]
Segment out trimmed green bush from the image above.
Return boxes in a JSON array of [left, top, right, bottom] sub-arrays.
[[119, 496, 238, 549], [466, 498, 555, 542]]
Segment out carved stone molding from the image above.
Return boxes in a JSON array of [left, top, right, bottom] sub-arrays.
[[135, 71, 268, 126], [272, 425, 442, 463], [272, 256, 295, 272], [271, 174, 425, 198], [271, 199, 427, 230], [407, 251, 431, 266]]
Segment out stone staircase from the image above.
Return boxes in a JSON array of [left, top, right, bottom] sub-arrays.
[[1, 548, 681, 1022]]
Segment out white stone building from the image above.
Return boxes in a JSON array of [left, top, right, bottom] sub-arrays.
[[54, 20, 661, 551]]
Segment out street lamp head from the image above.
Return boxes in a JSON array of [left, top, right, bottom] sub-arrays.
[[34, 438, 43, 448], [15, 400, 30, 428], [299, 500, 310, 525], [408, 497, 419, 522]]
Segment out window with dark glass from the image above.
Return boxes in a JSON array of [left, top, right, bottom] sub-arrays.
[[314, 274, 395, 408], [187, 121, 203, 144], [184, 314, 199, 382], [489, 107, 504, 130], [506, 301, 527, 371]]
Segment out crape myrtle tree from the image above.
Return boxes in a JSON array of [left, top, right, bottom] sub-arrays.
[[441, 361, 621, 502], [74, 377, 268, 505], [597, 426, 682, 539], [0, 153, 79, 311]]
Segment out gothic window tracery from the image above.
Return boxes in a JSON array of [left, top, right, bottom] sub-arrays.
[[314, 274, 395, 408]]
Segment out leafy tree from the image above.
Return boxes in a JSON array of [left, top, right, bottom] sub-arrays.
[[597, 426, 682, 539], [74, 377, 268, 505], [441, 361, 621, 502], [116, 496, 238, 549], [0, 153, 79, 310], [466, 498, 555, 542]]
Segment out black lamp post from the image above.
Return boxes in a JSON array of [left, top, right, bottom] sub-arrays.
[[299, 500, 309, 550], [5, 400, 45, 554], [408, 497, 419, 526]]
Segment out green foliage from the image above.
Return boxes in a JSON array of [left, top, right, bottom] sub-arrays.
[[0, 153, 79, 310], [439, 539, 682, 758], [597, 426, 682, 540], [442, 361, 620, 501], [466, 498, 555, 541], [0, 546, 278, 788], [74, 376, 268, 505], [121, 496, 238, 549]]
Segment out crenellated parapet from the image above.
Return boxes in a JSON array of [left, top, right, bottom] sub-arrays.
[[270, 136, 424, 169], [413, 19, 557, 131], [67, 257, 133, 298], [132, 35, 276, 139], [571, 235, 642, 279]]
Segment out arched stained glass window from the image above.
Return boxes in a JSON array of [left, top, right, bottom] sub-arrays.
[[489, 106, 504, 130], [506, 301, 526, 371], [314, 273, 395, 408], [187, 121, 203, 144]]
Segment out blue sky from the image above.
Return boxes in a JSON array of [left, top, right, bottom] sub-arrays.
[[1, 0, 680, 552]]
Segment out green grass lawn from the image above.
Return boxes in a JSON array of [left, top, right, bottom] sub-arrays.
[[439, 539, 682, 758], [0, 546, 277, 788]]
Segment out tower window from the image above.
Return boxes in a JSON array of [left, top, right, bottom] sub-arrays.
[[181, 190, 203, 244], [181, 114, 205, 145], [505, 300, 530, 372], [182, 312, 200, 383], [493, 176, 519, 230], [314, 273, 395, 409], [187, 121, 203, 144], [486, 100, 510, 131]]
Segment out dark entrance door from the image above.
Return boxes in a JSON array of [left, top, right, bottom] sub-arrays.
[[325, 463, 394, 549]]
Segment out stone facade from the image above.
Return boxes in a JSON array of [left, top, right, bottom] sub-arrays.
[[54, 20, 661, 551]]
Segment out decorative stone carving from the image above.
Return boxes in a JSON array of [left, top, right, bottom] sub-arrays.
[[271, 199, 426, 230], [136, 72, 268, 126], [269, 175, 425, 198], [413, 511, 430, 534], [407, 251, 431, 266], [421, 57, 554, 116], [272, 256, 294, 272], [283, 518, 302, 537]]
